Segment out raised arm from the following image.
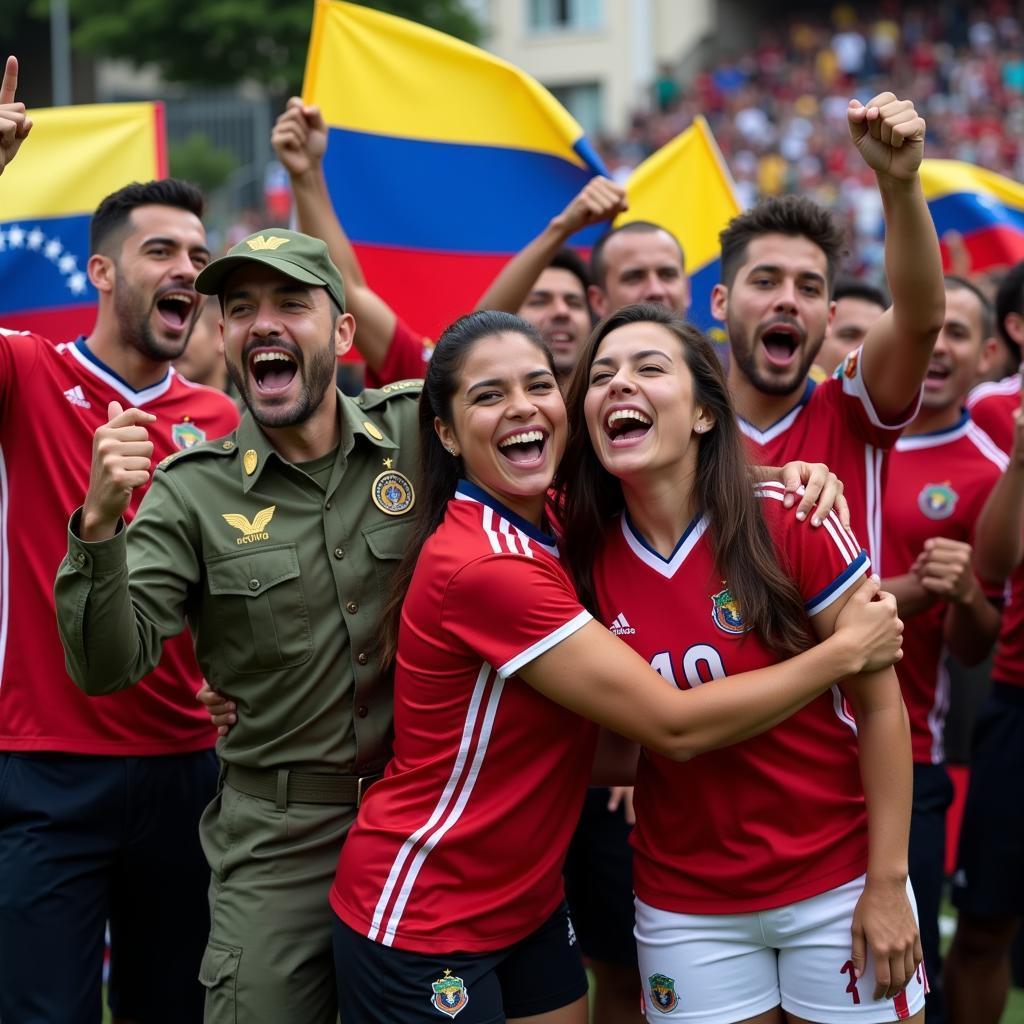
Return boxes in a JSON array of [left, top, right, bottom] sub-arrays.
[[54, 404, 198, 694], [272, 98, 398, 373], [810, 572, 921, 1001], [850, 92, 945, 420], [474, 176, 627, 313], [0, 56, 32, 176], [520, 575, 902, 761]]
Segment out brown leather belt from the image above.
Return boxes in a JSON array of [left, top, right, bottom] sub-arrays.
[[224, 764, 381, 809]]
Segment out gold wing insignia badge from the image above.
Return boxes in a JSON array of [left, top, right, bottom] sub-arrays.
[[222, 505, 276, 537]]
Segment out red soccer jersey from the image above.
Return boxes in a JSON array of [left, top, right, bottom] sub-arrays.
[[967, 373, 1024, 688], [331, 481, 596, 953], [363, 316, 433, 389], [882, 413, 1007, 764], [738, 348, 918, 573], [0, 330, 239, 754], [594, 485, 871, 914]]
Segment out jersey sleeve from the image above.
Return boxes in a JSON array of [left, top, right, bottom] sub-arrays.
[[757, 483, 871, 618], [442, 554, 592, 679], [965, 391, 1017, 453], [363, 316, 433, 389], [831, 345, 921, 448]]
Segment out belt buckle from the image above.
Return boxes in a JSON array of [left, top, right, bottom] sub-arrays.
[[356, 774, 380, 807]]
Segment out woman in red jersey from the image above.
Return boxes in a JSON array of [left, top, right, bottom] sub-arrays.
[[328, 309, 903, 1024], [558, 304, 924, 1024]]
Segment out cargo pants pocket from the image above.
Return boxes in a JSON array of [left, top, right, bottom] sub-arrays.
[[199, 941, 241, 1024]]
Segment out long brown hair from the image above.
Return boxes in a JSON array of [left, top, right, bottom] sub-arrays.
[[379, 310, 555, 670], [556, 303, 810, 657]]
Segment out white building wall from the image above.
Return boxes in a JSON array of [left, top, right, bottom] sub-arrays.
[[482, 0, 713, 135]]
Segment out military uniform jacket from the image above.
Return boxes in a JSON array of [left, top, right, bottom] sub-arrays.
[[55, 383, 422, 774]]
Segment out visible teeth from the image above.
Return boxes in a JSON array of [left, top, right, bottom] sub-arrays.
[[606, 409, 652, 429], [160, 292, 193, 305], [253, 351, 296, 364], [499, 430, 544, 448]]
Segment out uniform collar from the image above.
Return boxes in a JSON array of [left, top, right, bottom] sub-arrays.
[[236, 389, 398, 493]]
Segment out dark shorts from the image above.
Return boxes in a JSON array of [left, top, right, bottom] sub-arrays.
[[563, 787, 638, 966], [0, 749, 217, 1024], [952, 683, 1024, 919], [333, 900, 588, 1023]]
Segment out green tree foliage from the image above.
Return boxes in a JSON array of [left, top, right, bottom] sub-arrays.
[[169, 133, 238, 194], [64, 0, 480, 92]]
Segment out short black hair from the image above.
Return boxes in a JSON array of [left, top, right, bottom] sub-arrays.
[[90, 179, 205, 257], [945, 274, 995, 340], [547, 247, 590, 295], [719, 196, 846, 291], [995, 260, 1024, 353], [589, 221, 684, 290], [832, 275, 889, 309]]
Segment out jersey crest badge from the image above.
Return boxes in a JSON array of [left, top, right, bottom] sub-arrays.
[[711, 585, 748, 635], [222, 505, 276, 544], [918, 482, 958, 520], [172, 418, 206, 450], [648, 973, 678, 1013], [842, 349, 860, 380], [430, 970, 469, 1018], [371, 469, 415, 516]]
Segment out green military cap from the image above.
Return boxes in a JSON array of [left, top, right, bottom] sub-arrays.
[[195, 228, 346, 313]]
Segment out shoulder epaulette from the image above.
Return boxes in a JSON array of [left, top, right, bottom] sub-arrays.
[[357, 379, 423, 409], [157, 436, 239, 471]]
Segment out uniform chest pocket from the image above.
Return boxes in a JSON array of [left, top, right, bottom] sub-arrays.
[[362, 519, 411, 598], [205, 544, 313, 673]]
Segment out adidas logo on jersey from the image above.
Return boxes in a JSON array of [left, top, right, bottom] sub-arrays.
[[610, 613, 635, 636], [63, 385, 91, 409]]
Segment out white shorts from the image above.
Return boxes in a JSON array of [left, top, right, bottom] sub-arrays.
[[635, 875, 927, 1024]]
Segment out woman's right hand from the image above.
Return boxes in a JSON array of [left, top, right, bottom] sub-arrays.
[[196, 682, 236, 737], [834, 576, 904, 673]]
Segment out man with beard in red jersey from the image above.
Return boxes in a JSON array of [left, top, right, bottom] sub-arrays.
[[0, 56, 239, 1024], [712, 91, 944, 570]]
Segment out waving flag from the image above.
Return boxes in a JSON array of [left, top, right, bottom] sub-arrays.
[[920, 159, 1024, 273], [303, 0, 607, 339], [0, 102, 166, 341], [618, 116, 740, 336]]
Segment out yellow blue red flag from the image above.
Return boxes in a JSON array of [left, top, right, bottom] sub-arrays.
[[919, 159, 1024, 273], [0, 102, 167, 340], [618, 116, 740, 335], [303, 0, 607, 338]]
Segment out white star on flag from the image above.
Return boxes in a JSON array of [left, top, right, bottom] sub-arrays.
[[58, 253, 77, 274], [44, 239, 63, 261], [27, 228, 44, 250], [8, 227, 25, 248], [68, 272, 87, 295]]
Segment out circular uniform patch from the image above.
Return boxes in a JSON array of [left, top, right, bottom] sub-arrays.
[[371, 469, 415, 516]]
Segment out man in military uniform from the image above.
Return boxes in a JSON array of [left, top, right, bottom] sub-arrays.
[[55, 229, 421, 1024]]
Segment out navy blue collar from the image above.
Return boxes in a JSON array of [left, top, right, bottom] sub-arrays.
[[455, 479, 557, 546], [74, 336, 170, 395]]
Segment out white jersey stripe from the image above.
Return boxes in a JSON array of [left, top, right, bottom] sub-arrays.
[[966, 423, 1010, 471], [499, 609, 592, 680], [480, 507, 503, 555], [514, 528, 535, 559], [620, 513, 710, 579], [831, 684, 859, 735], [755, 484, 860, 563], [968, 372, 1021, 406], [805, 553, 870, 617], [498, 518, 523, 556], [367, 663, 494, 941], [381, 674, 506, 945], [0, 448, 8, 691]]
